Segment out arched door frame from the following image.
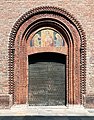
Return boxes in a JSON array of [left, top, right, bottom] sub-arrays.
[[8, 6, 86, 106]]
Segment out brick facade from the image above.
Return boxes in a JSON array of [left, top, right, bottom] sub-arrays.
[[0, 0, 94, 108]]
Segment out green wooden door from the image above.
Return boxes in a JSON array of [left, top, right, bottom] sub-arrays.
[[28, 53, 66, 106]]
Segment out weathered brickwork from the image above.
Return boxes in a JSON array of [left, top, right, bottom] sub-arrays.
[[0, 0, 94, 108]]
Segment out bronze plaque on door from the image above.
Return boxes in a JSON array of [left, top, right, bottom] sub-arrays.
[[28, 53, 66, 106]]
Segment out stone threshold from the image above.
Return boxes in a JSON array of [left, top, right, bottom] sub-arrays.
[[0, 104, 93, 116]]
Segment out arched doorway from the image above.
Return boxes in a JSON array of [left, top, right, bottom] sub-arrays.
[[9, 6, 86, 106], [28, 52, 66, 106]]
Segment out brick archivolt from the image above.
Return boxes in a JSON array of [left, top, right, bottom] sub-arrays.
[[9, 6, 86, 105]]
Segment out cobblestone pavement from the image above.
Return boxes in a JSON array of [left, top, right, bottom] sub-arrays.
[[0, 116, 94, 120]]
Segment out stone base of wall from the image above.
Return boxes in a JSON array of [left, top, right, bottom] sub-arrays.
[[1, 94, 94, 109], [84, 95, 94, 108], [0, 94, 12, 109]]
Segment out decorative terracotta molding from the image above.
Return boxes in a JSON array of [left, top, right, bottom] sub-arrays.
[[8, 6, 86, 105]]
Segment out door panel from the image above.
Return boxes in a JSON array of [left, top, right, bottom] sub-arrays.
[[28, 53, 66, 106]]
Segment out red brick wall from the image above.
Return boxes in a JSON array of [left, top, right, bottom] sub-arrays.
[[0, 0, 94, 108]]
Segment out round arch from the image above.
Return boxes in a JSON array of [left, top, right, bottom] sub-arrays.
[[8, 6, 86, 105]]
